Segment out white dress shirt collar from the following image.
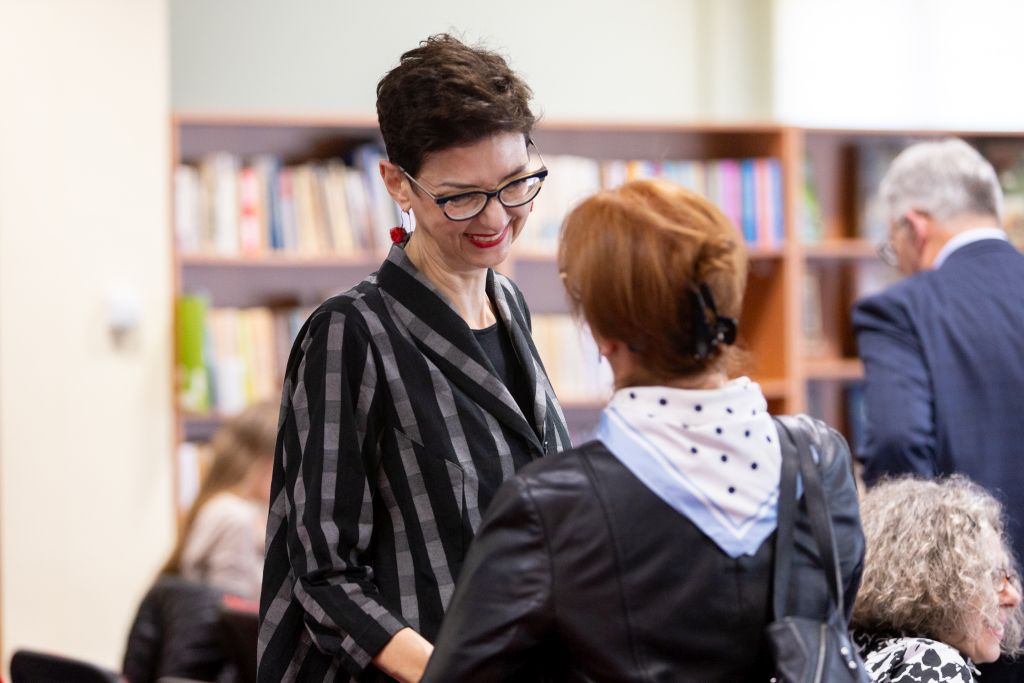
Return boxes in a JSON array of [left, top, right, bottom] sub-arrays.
[[933, 226, 1007, 269]]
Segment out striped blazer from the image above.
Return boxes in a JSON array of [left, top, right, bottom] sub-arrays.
[[258, 244, 571, 682]]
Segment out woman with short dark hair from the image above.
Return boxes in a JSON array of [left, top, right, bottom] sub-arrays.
[[422, 179, 866, 682], [257, 34, 570, 683]]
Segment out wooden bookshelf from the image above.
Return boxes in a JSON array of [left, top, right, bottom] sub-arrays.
[[801, 239, 878, 261], [804, 357, 864, 382], [171, 114, 801, 428], [172, 116, 1024, 484]]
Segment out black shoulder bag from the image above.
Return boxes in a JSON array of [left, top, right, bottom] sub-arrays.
[[768, 417, 868, 683]]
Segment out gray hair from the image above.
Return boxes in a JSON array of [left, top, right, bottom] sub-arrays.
[[852, 476, 1023, 656], [880, 138, 1003, 223]]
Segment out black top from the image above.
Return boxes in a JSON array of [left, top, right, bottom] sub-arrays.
[[123, 575, 232, 683], [473, 317, 534, 423]]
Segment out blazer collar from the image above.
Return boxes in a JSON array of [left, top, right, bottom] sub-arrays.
[[376, 244, 546, 452]]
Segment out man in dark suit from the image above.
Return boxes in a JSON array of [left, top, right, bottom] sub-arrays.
[[854, 138, 1024, 681]]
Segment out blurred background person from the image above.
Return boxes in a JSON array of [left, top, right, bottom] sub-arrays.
[[421, 179, 865, 682], [122, 401, 277, 683], [852, 476, 1023, 682], [853, 138, 1024, 680], [164, 400, 277, 601]]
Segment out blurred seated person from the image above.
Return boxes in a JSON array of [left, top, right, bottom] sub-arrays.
[[123, 401, 277, 683], [168, 400, 277, 600], [853, 476, 1023, 682], [422, 179, 865, 682]]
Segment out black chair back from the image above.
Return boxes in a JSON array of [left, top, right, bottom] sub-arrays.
[[10, 649, 121, 683], [218, 604, 258, 683]]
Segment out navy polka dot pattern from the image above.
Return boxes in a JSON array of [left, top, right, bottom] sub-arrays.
[[601, 377, 782, 559]]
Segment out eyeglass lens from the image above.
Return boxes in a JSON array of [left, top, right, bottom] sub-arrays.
[[441, 172, 545, 220]]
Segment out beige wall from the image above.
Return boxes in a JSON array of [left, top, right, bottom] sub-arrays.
[[170, 0, 775, 121], [0, 0, 173, 671]]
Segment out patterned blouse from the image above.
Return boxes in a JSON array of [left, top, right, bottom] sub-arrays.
[[856, 632, 979, 682]]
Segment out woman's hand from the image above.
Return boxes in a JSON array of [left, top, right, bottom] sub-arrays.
[[372, 627, 434, 683]]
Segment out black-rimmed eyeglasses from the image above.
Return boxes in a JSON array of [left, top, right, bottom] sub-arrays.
[[401, 141, 548, 221]]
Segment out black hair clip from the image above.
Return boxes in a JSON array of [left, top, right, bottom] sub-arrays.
[[688, 283, 738, 360]]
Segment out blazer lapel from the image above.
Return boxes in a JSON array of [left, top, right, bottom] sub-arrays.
[[488, 272, 566, 446], [376, 246, 543, 452]]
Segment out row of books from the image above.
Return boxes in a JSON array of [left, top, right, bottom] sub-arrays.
[[175, 145, 400, 258], [980, 140, 1024, 251], [801, 263, 899, 358], [531, 315, 614, 403], [803, 138, 1024, 247], [177, 295, 310, 414], [522, 155, 786, 252], [175, 149, 786, 259], [176, 294, 612, 415]]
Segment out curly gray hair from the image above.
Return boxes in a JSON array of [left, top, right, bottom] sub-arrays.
[[852, 476, 1023, 656]]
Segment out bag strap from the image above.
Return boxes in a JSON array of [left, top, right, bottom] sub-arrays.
[[771, 416, 800, 621], [774, 416, 845, 620]]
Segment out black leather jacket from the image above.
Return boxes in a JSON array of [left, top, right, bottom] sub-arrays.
[[423, 416, 865, 682]]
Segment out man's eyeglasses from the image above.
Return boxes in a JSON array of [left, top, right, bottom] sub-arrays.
[[877, 216, 913, 268], [876, 240, 899, 268], [402, 140, 548, 221]]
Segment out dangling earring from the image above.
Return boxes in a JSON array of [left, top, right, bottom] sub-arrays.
[[390, 208, 411, 245]]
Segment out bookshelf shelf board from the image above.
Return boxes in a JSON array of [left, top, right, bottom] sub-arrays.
[[180, 257, 380, 308], [183, 411, 227, 441], [513, 245, 784, 264], [801, 239, 880, 261], [180, 253, 380, 268], [804, 357, 865, 381], [747, 245, 786, 260], [755, 378, 789, 399], [559, 398, 610, 410]]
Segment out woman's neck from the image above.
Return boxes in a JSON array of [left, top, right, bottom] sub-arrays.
[[405, 233, 495, 329], [665, 371, 729, 390], [617, 370, 729, 392]]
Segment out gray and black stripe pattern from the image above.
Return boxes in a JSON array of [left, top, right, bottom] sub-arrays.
[[258, 244, 570, 682]]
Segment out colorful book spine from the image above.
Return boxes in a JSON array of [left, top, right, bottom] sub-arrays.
[[740, 159, 758, 244]]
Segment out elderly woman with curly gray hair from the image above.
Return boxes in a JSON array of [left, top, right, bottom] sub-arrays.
[[853, 476, 1023, 682]]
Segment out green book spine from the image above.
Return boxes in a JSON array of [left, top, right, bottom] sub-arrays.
[[176, 294, 210, 413]]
